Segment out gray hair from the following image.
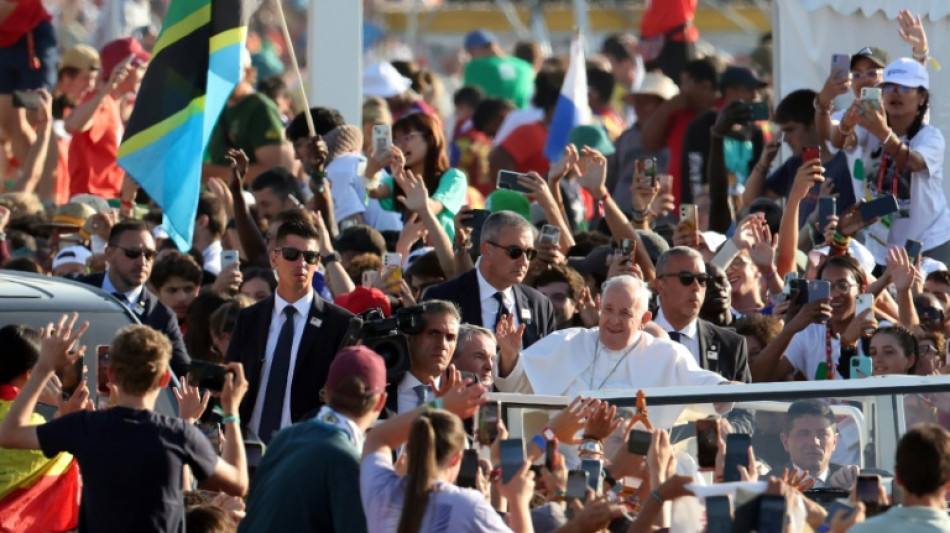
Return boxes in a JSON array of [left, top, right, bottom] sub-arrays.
[[454, 324, 496, 356], [602, 275, 652, 313], [420, 299, 461, 323], [481, 211, 534, 244], [655, 246, 705, 277]]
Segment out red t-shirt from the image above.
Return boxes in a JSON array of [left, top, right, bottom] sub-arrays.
[[665, 109, 696, 206], [499, 121, 550, 176], [640, 0, 699, 41], [55, 135, 71, 206], [0, 0, 51, 47], [453, 123, 493, 198], [68, 94, 125, 199]]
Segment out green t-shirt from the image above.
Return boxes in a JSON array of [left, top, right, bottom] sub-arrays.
[[380, 167, 467, 241], [205, 92, 284, 165], [464, 56, 535, 109]]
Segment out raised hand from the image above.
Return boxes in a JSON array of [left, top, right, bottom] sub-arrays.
[[56, 379, 92, 416], [548, 145, 579, 184], [885, 245, 917, 291], [576, 147, 608, 199], [38, 313, 89, 374], [394, 169, 430, 214], [174, 375, 211, 423], [439, 378, 486, 419], [897, 10, 928, 54], [495, 313, 525, 359], [225, 149, 249, 189], [548, 396, 598, 444], [429, 364, 463, 398], [748, 222, 776, 272], [790, 158, 824, 204], [219, 363, 248, 416], [578, 287, 600, 328]]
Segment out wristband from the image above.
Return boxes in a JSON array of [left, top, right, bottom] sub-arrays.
[[541, 426, 556, 441], [321, 251, 342, 264], [221, 414, 240, 425], [763, 268, 777, 279], [832, 231, 850, 246], [531, 434, 547, 451], [913, 48, 929, 61], [649, 490, 664, 504], [426, 398, 444, 410], [489, 467, 502, 483]]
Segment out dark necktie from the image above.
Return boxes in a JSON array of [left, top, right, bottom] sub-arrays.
[[413, 384, 431, 407], [260, 306, 296, 443], [493, 292, 509, 330], [112, 292, 128, 306], [668, 331, 682, 343]]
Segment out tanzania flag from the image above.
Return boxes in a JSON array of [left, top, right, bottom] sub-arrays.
[[0, 388, 80, 533], [118, 0, 261, 250]]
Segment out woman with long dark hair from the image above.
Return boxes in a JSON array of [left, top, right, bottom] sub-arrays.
[[834, 58, 950, 265], [360, 376, 535, 533], [366, 112, 468, 241]]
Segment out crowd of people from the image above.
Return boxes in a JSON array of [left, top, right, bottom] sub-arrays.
[[3, 0, 950, 532]]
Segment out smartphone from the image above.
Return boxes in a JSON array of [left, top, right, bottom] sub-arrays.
[[638, 157, 658, 186], [221, 250, 239, 270], [808, 280, 831, 303], [96, 345, 111, 396], [802, 145, 820, 162], [817, 197, 836, 243], [851, 355, 873, 378], [499, 439, 525, 484], [823, 502, 855, 525], [748, 101, 770, 121], [464, 209, 491, 249], [545, 440, 558, 471], [861, 87, 882, 102], [905, 239, 924, 266], [783, 272, 798, 297], [679, 204, 698, 232], [627, 429, 652, 456], [372, 124, 392, 154], [187, 360, 228, 392], [706, 495, 733, 533], [245, 440, 265, 478], [361, 270, 379, 288], [383, 252, 402, 284], [757, 494, 787, 533], [855, 293, 873, 316], [478, 401, 500, 445], [857, 474, 882, 516], [791, 278, 810, 307], [620, 238, 636, 257], [198, 422, 221, 454], [695, 418, 720, 469], [831, 53, 851, 80], [457, 449, 480, 488], [859, 195, 899, 222], [580, 458, 604, 495], [497, 170, 533, 194], [12, 90, 41, 110], [539, 224, 561, 245], [566, 470, 589, 500], [723, 433, 752, 482], [56, 357, 84, 401]]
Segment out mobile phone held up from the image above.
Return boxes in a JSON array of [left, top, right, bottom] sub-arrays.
[[497, 170, 533, 194], [539, 224, 561, 245], [637, 157, 657, 187], [477, 401, 500, 445], [679, 204, 698, 233], [372, 125, 392, 155], [905, 239, 923, 266], [457, 449, 480, 488], [221, 250, 239, 270], [566, 470, 588, 500], [723, 433, 752, 483], [695, 418, 720, 469], [188, 360, 230, 392], [831, 53, 851, 80], [12, 90, 41, 110], [499, 439, 524, 484], [801, 145, 820, 163], [816, 197, 836, 245], [857, 475, 883, 516], [859, 195, 899, 223], [627, 429, 652, 456]]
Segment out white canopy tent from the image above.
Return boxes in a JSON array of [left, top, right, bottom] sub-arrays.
[[773, 0, 950, 199]]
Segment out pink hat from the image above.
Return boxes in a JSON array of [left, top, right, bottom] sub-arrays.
[[325, 346, 387, 397], [334, 286, 392, 317], [100, 37, 150, 81]]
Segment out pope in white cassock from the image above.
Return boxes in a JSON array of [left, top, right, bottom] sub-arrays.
[[494, 275, 730, 427]]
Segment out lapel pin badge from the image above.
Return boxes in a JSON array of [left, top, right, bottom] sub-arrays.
[[520, 308, 531, 320], [310, 317, 323, 328]]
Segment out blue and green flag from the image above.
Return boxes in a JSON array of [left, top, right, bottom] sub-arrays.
[[118, 0, 260, 250]]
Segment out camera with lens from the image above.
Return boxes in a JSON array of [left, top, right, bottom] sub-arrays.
[[350, 304, 429, 375]]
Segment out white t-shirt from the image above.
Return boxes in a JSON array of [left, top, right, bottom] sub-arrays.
[[360, 450, 512, 533], [785, 322, 846, 381], [844, 124, 950, 263], [327, 153, 403, 232]]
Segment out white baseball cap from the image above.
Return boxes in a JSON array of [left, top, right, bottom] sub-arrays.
[[880, 58, 929, 90], [52, 245, 92, 270], [363, 63, 412, 98]]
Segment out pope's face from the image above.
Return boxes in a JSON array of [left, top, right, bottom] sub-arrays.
[[598, 284, 649, 351]]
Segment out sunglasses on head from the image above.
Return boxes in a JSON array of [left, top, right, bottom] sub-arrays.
[[659, 271, 710, 286], [276, 247, 320, 264], [111, 245, 157, 261], [487, 241, 538, 261]]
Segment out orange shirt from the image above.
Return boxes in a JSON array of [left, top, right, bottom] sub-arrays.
[[54, 135, 70, 205], [640, 0, 699, 41], [68, 94, 124, 199]]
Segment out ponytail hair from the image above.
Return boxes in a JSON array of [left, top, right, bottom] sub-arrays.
[[907, 90, 929, 141], [396, 410, 466, 533]]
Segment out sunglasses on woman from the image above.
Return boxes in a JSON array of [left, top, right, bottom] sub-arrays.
[[486, 241, 538, 261], [111, 245, 157, 261], [658, 271, 710, 286], [276, 247, 320, 264], [881, 83, 917, 95]]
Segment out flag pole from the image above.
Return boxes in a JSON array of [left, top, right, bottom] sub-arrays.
[[274, 0, 316, 137]]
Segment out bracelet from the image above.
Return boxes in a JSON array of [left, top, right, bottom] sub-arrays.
[[763, 268, 777, 279], [426, 398, 444, 410], [221, 414, 240, 425], [838, 124, 854, 136], [913, 48, 929, 61], [649, 490, 664, 504], [813, 95, 834, 114], [551, 490, 567, 502]]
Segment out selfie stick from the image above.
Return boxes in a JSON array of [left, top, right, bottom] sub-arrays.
[[274, 0, 315, 137]]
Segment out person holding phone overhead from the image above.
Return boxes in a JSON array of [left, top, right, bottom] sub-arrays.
[[365, 112, 467, 241], [832, 58, 950, 265]]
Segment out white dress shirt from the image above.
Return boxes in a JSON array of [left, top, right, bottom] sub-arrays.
[[396, 372, 442, 415], [101, 272, 145, 310], [202, 240, 223, 275], [654, 308, 701, 365], [476, 265, 518, 331], [249, 291, 314, 438]]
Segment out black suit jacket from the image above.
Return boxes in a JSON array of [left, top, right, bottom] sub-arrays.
[[225, 292, 354, 431], [696, 319, 751, 383], [78, 272, 191, 377], [422, 269, 556, 348]]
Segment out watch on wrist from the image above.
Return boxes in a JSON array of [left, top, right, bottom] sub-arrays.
[[321, 251, 341, 264]]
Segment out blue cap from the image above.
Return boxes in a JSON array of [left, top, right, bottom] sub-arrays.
[[464, 30, 498, 50]]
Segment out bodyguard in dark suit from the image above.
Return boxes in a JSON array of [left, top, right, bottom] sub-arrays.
[[76, 220, 191, 377], [226, 219, 353, 443], [423, 211, 556, 348]]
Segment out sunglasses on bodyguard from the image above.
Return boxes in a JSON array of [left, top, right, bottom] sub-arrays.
[[110, 245, 157, 261], [276, 247, 320, 264], [486, 241, 538, 261], [658, 272, 710, 287]]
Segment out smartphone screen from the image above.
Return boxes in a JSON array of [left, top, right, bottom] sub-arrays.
[[748, 101, 769, 121], [477, 401, 500, 445], [695, 419, 720, 469], [539, 224, 561, 245], [620, 238, 636, 257], [706, 495, 733, 533], [757, 494, 787, 533], [187, 360, 227, 392], [372, 125, 392, 154], [831, 53, 851, 80], [783, 272, 798, 296], [457, 449, 479, 488], [497, 170, 532, 194], [96, 345, 111, 396], [857, 475, 881, 515], [56, 357, 84, 401], [638, 157, 657, 186], [545, 440, 558, 471], [627, 429, 652, 455], [245, 440, 265, 479], [499, 439, 524, 484], [566, 470, 588, 500], [723, 433, 752, 482], [580, 458, 603, 495], [817, 197, 836, 242], [859, 195, 899, 222], [905, 239, 923, 265], [466, 209, 491, 249]]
